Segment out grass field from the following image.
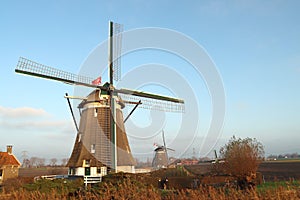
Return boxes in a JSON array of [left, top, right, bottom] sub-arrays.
[[1, 177, 300, 199], [1, 162, 299, 199]]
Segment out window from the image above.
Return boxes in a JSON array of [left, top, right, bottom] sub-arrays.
[[97, 167, 101, 174], [91, 144, 96, 153], [0, 169, 3, 178], [84, 159, 91, 167], [78, 133, 82, 142], [69, 168, 75, 175], [101, 167, 107, 175], [94, 108, 98, 117], [85, 167, 91, 176]]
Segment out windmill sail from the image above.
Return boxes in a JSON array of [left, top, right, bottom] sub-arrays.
[[15, 57, 107, 90], [15, 56, 184, 112], [112, 22, 123, 81], [118, 89, 184, 113]]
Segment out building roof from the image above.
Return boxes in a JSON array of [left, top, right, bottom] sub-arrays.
[[0, 152, 21, 167]]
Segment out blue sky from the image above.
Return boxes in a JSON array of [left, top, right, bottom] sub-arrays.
[[1, 0, 300, 163]]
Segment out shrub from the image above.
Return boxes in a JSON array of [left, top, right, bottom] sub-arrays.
[[220, 136, 264, 188]]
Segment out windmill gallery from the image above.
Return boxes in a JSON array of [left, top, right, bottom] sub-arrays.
[[15, 22, 185, 178]]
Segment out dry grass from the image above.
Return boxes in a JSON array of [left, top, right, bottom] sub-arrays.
[[1, 177, 300, 200]]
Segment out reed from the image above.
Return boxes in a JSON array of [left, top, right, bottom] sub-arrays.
[[1, 178, 299, 199]]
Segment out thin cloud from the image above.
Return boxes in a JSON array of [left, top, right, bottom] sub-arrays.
[[0, 106, 73, 132], [0, 120, 70, 131], [0, 106, 49, 119], [44, 123, 76, 140]]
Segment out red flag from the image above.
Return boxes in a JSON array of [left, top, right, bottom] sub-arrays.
[[92, 76, 101, 85]]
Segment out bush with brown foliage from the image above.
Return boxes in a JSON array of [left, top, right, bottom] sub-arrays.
[[220, 136, 264, 180]]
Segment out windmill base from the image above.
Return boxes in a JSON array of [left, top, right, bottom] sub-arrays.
[[68, 166, 108, 177], [68, 165, 135, 177]]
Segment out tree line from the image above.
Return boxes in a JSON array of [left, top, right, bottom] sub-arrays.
[[267, 153, 300, 160], [22, 157, 69, 167]]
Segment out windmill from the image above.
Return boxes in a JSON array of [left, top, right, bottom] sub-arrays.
[[200, 149, 225, 164], [211, 149, 225, 164], [152, 130, 175, 169], [15, 21, 184, 176]]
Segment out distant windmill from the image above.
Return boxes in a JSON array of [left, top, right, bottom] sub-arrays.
[[15, 21, 184, 176], [214, 149, 218, 163], [152, 130, 175, 169], [211, 149, 225, 164], [21, 150, 30, 168], [200, 149, 225, 164]]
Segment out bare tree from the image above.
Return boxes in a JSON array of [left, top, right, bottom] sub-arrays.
[[50, 158, 58, 166], [220, 136, 264, 188], [291, 153, 299, 159], [29, 157, 38, 167], [36, 158, 46, 167], [61, 158, 68, 166]]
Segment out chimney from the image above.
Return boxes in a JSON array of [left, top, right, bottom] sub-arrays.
[[7, 145, 13, 154]]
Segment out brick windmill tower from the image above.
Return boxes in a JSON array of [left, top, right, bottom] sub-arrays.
[[15, 21, 184, 176]]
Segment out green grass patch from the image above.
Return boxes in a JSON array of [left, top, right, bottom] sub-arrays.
[[257, 180, 300, 193], [264, 159, 300, 163], [23, 178, 83, 194]]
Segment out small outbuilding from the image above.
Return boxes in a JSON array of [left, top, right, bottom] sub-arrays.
[[0, 145, 21, 184]]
